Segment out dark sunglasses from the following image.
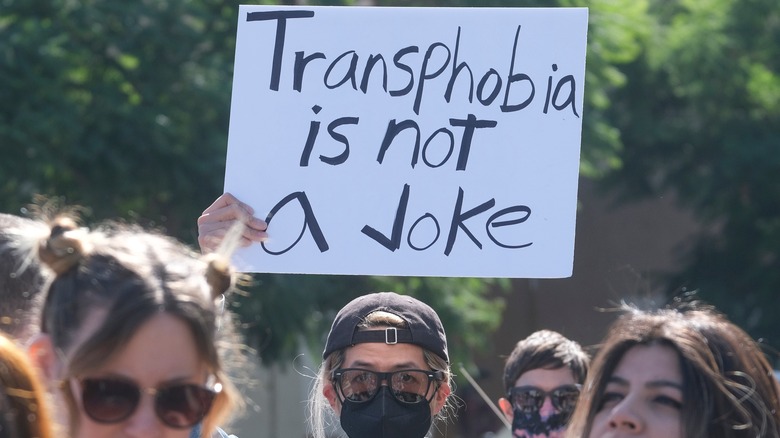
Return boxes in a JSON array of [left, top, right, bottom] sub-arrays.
[[507, 384, 581, 414], [332, 368, 443, 404], [77, 377, 219, 429]]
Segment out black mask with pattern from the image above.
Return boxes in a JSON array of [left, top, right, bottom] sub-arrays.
[[511, 407, 570, 437]]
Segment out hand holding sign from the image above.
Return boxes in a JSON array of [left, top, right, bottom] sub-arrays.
[[197, 193, 268, 254]]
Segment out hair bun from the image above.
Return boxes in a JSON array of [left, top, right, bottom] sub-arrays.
[[204, 253, 234, 299], [49, 216, 79, 238], [38, 216, 88, 275]]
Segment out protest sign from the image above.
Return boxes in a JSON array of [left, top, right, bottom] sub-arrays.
[[224, 5, 588, 278]]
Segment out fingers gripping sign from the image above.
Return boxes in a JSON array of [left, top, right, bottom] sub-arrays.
[[198, 193, 268, 254]]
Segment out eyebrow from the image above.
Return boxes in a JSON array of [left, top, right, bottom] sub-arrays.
[[94, 372, 198, 386], [608, 375, 683, 390], [348, 360, 422, 370]]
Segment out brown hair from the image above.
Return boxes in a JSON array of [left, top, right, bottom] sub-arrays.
[[35, 216, 244, 436], [503, 329, 589, 393], [567, 304, 780, 438], [0, 332, 56, 438]]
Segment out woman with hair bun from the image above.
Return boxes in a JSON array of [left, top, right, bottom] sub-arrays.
[[13, 215, 246, 438]]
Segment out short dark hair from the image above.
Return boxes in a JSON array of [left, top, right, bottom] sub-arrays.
[[503, 330, 589, 392]]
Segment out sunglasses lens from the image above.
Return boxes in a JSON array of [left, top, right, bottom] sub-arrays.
[[81, 379, 139, 423], [390, 370, 431, 404], [338, 369, 379, 402], [552, 386, 580, 412], [155, 385, 217, 429], [512, 388, 544, 413]]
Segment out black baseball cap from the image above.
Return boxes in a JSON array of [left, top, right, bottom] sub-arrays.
[[323, 292, 449, 363]]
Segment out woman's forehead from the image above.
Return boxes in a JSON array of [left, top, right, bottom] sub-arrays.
[[343, 342, 428, 371]]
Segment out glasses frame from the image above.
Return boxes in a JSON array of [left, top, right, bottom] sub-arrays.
[[75, 376, 220, 429], [331, 368, 444, 405], [507, 384, 582, 414]]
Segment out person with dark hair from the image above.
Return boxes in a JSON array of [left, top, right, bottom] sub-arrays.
[[309, 291, 455, 438], [0, 332, 56, 438], [498, 330, 589, 438], [567, 303, 780, 438], [7, 215, 247, 438]]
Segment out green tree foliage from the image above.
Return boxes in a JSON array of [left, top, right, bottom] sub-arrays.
[[233, 274, 508, 366], [0, 0, 247, 238], [604, 0, 780, 349]]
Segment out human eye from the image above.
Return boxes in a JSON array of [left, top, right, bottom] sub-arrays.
[[598, 391, 624, 411], [653, 394, 682, 410], [399, 371, 421, 384], [392, 371, 428, 400], [352, 372, 370, 384], [340, 370, 377, 402]]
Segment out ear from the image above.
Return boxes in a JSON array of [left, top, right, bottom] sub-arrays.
[[499, 397, 514, 421], [323, 380, 341, 415], [431, 381, 452, 415], [27, 333, 60, 385]]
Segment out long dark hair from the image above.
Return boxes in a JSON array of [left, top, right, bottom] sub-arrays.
[[567, 303, 780, 438]]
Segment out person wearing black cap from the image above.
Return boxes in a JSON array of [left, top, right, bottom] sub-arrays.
[[196, 195, 455, 437], [309, 291, 454, 438]]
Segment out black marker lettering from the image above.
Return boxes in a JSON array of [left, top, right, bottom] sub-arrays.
[[294, 51, 326, 92], [449, 114, 498, 171], [324, 50, 359, 90], [360, 54, 389, 93], [444, 187, 495, 256], [390, 46, 419, 97], [486, 205, 533, 248], [262, 191, 329, 255], [377, 119, 421, 168], [414, 42, 451, 115], [444, 27, 474, 104], [407, 213, 440, 251], [299, 105, 323, 166], [421, 128, 455, 168], [361, 184, 411, 251], [477, 69, 502, 106], [246, 10, 315, 91], [320, 116, 359, 165], [501, 25, 535, 112]]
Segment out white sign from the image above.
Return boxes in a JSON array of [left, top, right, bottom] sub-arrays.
[[224, 5, 588, 278]]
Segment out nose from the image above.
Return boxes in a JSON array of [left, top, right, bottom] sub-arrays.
[[539, 396, 556, 417], [123, 395, 164, 438], [606, 399, 644, 433]]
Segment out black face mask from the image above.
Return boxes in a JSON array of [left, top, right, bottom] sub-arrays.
[[511, 408, 570, 437], [340, 387, 432, 438]]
